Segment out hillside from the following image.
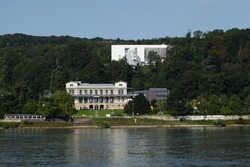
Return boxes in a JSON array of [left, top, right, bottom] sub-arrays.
[[0, 28, 249, 117]]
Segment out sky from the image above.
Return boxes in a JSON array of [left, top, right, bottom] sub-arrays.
[[1, 0, 250, 40]]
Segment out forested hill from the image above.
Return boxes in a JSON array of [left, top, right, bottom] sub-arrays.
[[0, 28, 250, 116]]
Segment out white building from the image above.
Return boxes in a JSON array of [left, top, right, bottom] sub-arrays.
[[66, 81, 133, 110], [111, 45, 169, 66]]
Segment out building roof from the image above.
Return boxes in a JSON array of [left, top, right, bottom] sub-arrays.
[[66, 81, 127, 88]]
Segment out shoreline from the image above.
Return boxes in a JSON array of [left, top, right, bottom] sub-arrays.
[[77, 124, 250, 129], [1, 124, 250, 130]]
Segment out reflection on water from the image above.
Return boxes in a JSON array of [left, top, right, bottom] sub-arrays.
[[0, 127, 249, 167]]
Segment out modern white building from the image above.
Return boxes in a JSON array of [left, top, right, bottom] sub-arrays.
[[111, 45, 169, 66], [66, 81, 133, 110]]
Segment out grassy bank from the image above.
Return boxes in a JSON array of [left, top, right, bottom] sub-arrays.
[[0, 121, 73, 129], [72, 109, 124, 118], [91, 118, 250, 127], [1, 118, 250, 129]]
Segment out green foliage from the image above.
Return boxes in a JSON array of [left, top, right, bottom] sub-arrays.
[[22, 102, 38, 114], [212, 119, 227, 127], [236, 118, 247, 124], [50, 66, 69, 93], [95, 120, 110, 128], [36, 90, 76, 119], [0, 29, 250, 116], [124, 93, 150, 115], [0, 122, 19, 129]]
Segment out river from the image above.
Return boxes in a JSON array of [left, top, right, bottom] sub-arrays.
[[0, 127, 249, 167]]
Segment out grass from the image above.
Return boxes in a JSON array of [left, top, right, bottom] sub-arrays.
[[72, 110, 124, 118], [1, 116, 249, 129], [91, 118, 250, 127], [91, 118, 207, 126], [0, 121, 73, 129]]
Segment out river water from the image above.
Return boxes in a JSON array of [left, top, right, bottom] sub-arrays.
[[0, 127, 249, 167]]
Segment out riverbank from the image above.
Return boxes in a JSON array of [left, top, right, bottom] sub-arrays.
[[1, 118, 250, 129]]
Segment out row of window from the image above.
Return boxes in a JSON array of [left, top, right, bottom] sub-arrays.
[[68, 89, 124, 95], [156, 91, 168, 96], [78, 97, 125, 103]]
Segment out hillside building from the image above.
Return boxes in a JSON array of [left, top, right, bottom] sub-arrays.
[[144, 88, 170, 102], [66, 81, 133, 110], [111, 45, 169, 66]]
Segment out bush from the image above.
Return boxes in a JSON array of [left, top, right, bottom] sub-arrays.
[[102, 121, 110, 128], [179, 117, 186, 122], [213, 119, 227, 127], [236, 118, 246, 124], [96, 120, 110, 128], [1, 122, 20, 129]]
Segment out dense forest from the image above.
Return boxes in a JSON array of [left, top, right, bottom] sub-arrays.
[[0, 28, 250, 118]]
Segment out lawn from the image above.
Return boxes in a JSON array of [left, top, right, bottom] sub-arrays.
[[72, 109, 124, 118]]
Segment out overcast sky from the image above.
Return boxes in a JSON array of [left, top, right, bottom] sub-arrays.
[[1, 0, 250, 40]]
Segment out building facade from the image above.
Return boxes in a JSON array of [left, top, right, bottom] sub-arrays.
[[66, 81, 133, 110], [111, 45, 169, 66], [145, 88, 170, 102]]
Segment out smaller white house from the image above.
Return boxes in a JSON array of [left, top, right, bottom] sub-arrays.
[[66, 81, 133, 110], [111, 45, 169, 66], [4, 114, 45, 122]]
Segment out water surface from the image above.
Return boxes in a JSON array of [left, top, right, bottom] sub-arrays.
[[0, 127, 249, 167]]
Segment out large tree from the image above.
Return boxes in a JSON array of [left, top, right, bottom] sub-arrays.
[[124, 93, 150, 115]]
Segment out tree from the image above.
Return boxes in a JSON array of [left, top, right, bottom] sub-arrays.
[[207, 94, 220, 114], [37, 96, 59, 118], [229, 95, 242, 115], [36, 91, 75, 119], [51, 90, 76, 118], [105, 59, 133, 85], [0, 89, 15, 117], [50, 66, 69, 93], [124, 93, 150, 115], [22, 102, 38, 114], [147, 50, 160, 65], [80, 58, 106, 83], [243, 95, 250, 114]]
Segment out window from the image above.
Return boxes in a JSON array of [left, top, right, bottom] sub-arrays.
[[100, 90, 103, 95], [79, 98, 82, 103], [119, 84, 123, 86], [94, 98, 98, 103], [105, 90, 108, 95], [125, 48, 129, 53], [95, 90, 98, 95], [79, 90, 82, 95], [70, 84, 73, 86], [156, 91, 168, 96], [89, 98, 93, 103], [90, 90, 92, 95], [110, 97, 114, 103], [118, 89, 123, 94], [104, 97, 108, 103], [85, 90, 87, 95], [110, 90, 113, 95], [69, 89, 74, 95]]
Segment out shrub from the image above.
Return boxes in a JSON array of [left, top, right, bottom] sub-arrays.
[[1, 122, 20, 129], [97, 121, 110, 128], [236, 118, 246, 124], [213, 119, 227, 127]]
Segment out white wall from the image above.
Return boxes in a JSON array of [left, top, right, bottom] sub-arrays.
[[111, 45, 168, 66]]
